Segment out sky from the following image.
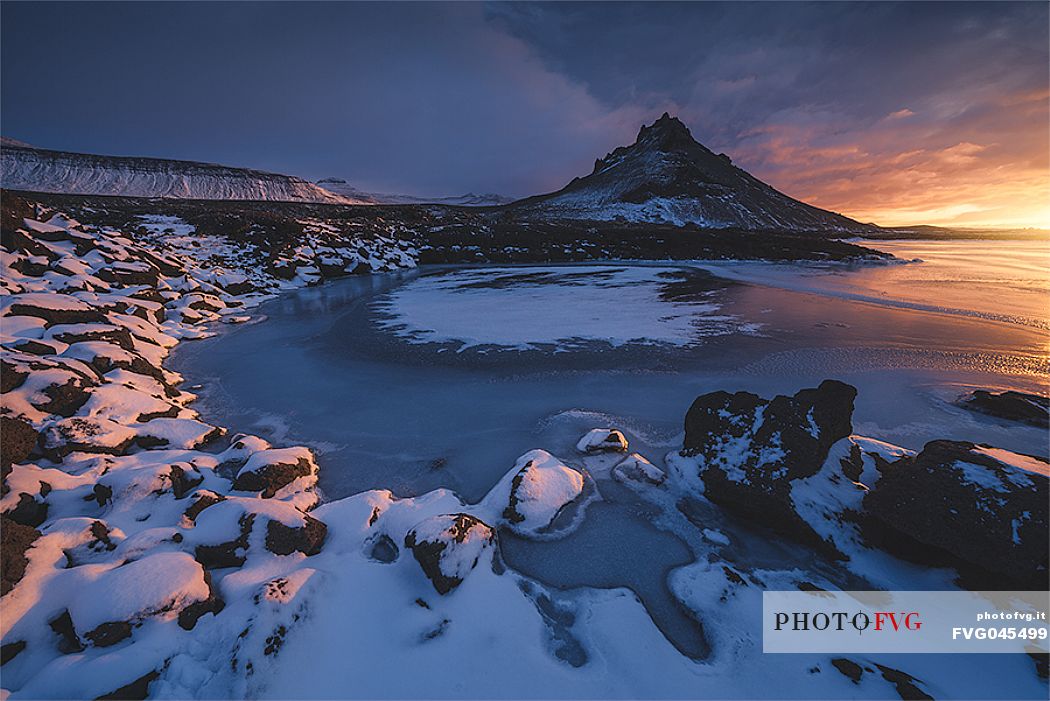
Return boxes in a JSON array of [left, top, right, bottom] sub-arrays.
[[1, 1, 1047, 228]]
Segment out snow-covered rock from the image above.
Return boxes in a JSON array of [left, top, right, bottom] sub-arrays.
[[864, 440, 1049, 588], [232, 447, 317, 499], [67, 552, 211, 644], [576, 428, 629, 454], [612, 453, 666, 486], [403, 513, 496, 594], [680, 379, 858, 553], [485, 450, 585, 536]]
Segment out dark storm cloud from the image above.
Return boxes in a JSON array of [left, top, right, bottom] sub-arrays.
[[2, 1, 1047, 225]]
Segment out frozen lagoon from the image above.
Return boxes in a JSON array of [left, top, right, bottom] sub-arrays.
[[174, 248, 1047, 505]]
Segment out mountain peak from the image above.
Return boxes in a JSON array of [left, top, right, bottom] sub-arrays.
[[636, 113, 699, 152], [511, 113, 866, 232]]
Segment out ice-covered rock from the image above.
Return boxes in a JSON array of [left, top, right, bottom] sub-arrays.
[[403, 513, 496, 594], [576, 428, 629, 454], [864, 440, 1049, 588]]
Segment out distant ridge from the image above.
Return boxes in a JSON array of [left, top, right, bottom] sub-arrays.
[[316, 178, 512, 207], [507, 113, 869, 231], [0, 144, 361, 204]]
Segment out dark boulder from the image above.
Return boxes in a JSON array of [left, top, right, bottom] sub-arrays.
[[1, 415, 39, 467], [6, 302, 106, 326], [0, 640, 26, 665], [88, 483, 113, 508], [874, 663, 934, 700], [961, 390, 1049, 428], [167, 465, 204, 499], [184, 491, 224, 522], [48, 610, 84, 653], [50, 326, 137, 352], [35, 378, 92, 418], [195, 513, 255, 570], [94, 669, 160, 700], [4, 492, 48, 527], [264, 516, 327, 556], [681, 380, 857, 554], [864, 440, 1049, 589], [96, 261, 161, 287], [221, 279, 258, 296], [1, 515, 40, 596], [84, 621, 132, 648], [1, 359, 29, 392]]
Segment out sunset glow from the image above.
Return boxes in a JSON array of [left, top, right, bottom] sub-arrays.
[[737, 89, 1050, 229]]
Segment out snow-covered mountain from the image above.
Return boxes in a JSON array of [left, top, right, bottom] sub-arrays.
[[316, 178, 512, 207], [0, 144, 361, 204], [509, 113, 867, 231]]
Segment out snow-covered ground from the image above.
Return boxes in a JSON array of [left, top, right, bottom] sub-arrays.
[[2, 202, 1047, 701]]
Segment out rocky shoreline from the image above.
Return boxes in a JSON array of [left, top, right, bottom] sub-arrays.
[[1, 195, 1047, 699], [1, 195, 418, 697]]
